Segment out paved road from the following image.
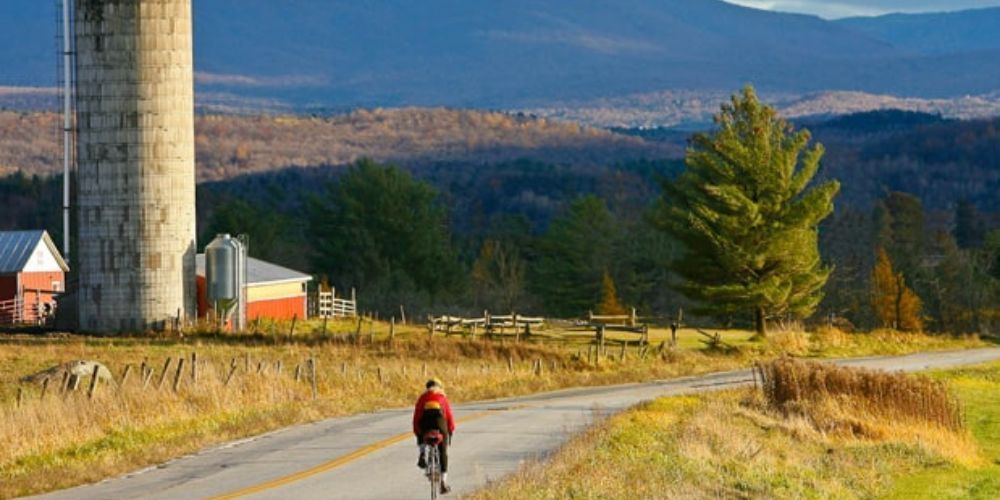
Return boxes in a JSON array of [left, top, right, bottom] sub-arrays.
[[31, 348, 1000, 500]]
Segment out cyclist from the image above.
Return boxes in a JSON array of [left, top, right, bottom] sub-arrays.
[[413, 377, 456, 494]]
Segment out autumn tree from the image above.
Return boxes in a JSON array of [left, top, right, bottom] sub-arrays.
[[871, 248, 923, 331], [596, 271, 627, 316], [471, 239, 526, 312], [656, 86, 840, 337]]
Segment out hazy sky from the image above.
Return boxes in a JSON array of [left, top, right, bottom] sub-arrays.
[[725, 0, 1000, 18]]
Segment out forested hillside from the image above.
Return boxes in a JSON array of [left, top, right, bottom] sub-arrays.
[[1, 110, 996, 331], [0, 109, 676, 180]]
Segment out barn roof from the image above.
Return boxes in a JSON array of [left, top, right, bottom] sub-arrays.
[[195, 254, 312, 287], [0, 230, 69, 274]]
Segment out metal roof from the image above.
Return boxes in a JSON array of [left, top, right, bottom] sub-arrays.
[[0, 230, 69, 274], [195, 254, 312, 287]]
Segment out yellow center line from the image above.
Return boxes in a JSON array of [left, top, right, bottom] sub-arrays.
[[210, 406, 527, 499]]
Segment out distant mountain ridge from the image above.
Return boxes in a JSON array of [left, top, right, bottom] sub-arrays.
[[1, 1, 999, 111], [838, 7, 1000, 55], [521, 90, 1000, 129]]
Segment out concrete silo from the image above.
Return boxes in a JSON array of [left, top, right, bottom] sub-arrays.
[[74, 0, 196, 332]]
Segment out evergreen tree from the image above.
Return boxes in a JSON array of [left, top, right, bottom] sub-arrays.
[[531, 195, 619, 317], [656, 86, 840, 337], [875, 192, 925, 281], [309, 159, 461, 312], [954, 200, 985, 249], [871, 248, 923, 331], [818, 208, 877, 329], [201, 198, 298, 265], [988, 230, 1000, 281]]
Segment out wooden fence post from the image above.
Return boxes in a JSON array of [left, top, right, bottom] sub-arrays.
[[172, 359, 186, 393], [309, 357, 318, 400], [121, 364, 133, 387], [87, 364, 101, 399], [598, 325, 606, 356], [158, 358, 173, 389], [224, 362, 239, 387]]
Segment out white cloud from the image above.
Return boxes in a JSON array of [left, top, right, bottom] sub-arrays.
[[725, 0, 1000, 18], [195, 72, 327, 88]]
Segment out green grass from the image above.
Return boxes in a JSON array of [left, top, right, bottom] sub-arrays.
[[472, 359, 1000, 500], [884, 362, 1000, 499]]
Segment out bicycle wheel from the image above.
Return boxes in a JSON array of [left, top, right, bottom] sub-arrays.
[[428, 447, 440, 500]]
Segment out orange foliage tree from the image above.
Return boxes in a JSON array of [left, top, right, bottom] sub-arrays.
[[596, 271, 627, 316], [871, 248, 923, 331]]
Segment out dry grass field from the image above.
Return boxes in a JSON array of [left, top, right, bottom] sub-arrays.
[[0, 321, 988, 498], [471, 360, 1000, 500]]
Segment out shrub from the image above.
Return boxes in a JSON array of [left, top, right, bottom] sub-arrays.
[[756, 358, 963, 432]]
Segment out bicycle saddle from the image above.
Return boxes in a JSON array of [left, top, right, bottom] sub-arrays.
[[423, 431, 445, 445]]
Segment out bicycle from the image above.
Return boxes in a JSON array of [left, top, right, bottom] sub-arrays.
[[423, 430, 445, 499]]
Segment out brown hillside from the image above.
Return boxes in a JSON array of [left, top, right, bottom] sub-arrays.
[[0, 108, 678, 181]]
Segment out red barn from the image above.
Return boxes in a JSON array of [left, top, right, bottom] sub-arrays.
[[196, 254, 312, 322], [0, 230, 69, 325]]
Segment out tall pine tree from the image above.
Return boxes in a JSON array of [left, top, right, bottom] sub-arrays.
[[656, 86, 840, 337]]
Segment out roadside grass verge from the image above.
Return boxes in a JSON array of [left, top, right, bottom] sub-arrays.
[[471, 360, 1000, 500], [0, 324, 988, 497], [885, 362, 1000, 498]]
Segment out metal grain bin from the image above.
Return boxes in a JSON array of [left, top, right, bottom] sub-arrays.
[[205, 234, 242, 303]]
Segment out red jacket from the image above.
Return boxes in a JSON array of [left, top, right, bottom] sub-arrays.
[[412, 389, 455, 436]]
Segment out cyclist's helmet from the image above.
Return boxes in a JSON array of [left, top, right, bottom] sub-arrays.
[[426, 378, 443, 389]]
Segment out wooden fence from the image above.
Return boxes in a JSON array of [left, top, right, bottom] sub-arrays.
[[314, 288, 357, 319], [0, 297, 23, 325], [580, 308, 650, 345], [428, 311, 545, 339], [0, 296, 55, 327]]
